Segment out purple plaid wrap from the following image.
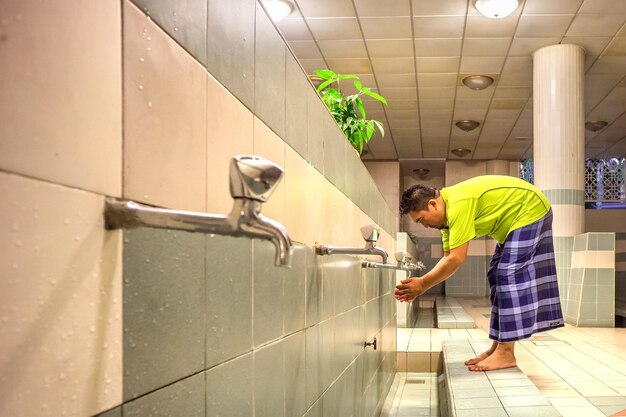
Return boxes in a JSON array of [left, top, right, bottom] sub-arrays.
[[488, 209, 564, 342]]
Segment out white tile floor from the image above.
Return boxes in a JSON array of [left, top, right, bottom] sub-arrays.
[[388, 296, 626, 417]]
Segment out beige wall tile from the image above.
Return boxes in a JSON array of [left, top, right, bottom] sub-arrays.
[[467, 239, 487, 256], [0, 0, 122, 196], [323, 180, 347, 246], [253, 117, 286, 225], [0, 172, 123, 417], [284, 145, 308, 244], [123, 1, 207, 212], [206, 73, 254, 215], [308, 167, 327, 245]]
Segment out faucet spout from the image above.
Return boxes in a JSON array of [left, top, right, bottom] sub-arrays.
[[366, 244, 389, 264], [103, 155, 294, 268], [232, 199, 293, 267], [315, 224, 389, 263]]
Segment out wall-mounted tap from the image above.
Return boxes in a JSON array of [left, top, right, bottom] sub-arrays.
[[315, 224, 388, 263], [361, 251, 425, 273], [104, 155, 293, 267]]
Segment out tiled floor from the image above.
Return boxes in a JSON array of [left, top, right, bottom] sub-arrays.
[[384, 372, 440, 417], [389, 296, 626, 417]]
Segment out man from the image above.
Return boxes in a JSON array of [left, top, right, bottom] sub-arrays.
[[395, 175, 564, 371]]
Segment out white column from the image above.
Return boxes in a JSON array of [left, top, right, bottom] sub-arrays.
[[533, 44, 586, 237], [486, 160, 511, 176], [533, 44, 585, 322]]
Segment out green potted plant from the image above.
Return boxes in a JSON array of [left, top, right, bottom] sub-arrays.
[[314, 69, 387, 155]]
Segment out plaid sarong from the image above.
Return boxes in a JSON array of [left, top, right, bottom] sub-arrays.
[[488, 209, 564, 342]]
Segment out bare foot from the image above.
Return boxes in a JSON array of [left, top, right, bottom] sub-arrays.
[[467, 350, 516, 372], [464, 351, 491, 366]]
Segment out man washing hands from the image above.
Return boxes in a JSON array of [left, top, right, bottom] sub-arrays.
[[395, 176, 564, 372]]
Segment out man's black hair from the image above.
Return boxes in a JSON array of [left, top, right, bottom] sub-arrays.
[[399, 184, 439, 215]]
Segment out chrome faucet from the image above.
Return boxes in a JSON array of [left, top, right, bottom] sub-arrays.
[[104, 155, 293, 267], [315, 224, 388, 263], [361, 251, 425, 273]]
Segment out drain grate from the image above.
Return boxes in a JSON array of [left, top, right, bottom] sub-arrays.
[[405, 379, 426, 384]]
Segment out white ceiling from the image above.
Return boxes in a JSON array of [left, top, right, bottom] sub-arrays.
[[269, 0, 626, 161]]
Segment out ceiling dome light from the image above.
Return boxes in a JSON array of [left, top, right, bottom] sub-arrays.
[[462, 75, 494, 90], [474, 0, 519, 19], [585, 120, 608, 132], [265, 0, 293, 22], [455, 120, 480, 132], [412, 168, 430, 178], [451, 148, 472, 158]]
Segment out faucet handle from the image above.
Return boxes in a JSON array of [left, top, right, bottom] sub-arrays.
[[360, 224, 380, 243], [395, 251, 409, 263], [230, 155, 284, 202]]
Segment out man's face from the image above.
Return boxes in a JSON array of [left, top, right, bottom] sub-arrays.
[[408, 201, 446, 229]]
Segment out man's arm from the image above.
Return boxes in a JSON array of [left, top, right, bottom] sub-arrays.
[[395, 241, 469, 301]]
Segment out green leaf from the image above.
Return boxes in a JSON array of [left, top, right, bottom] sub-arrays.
[[361, 89, 387, 105], [354, 80, 363, 91], [317, 79, 336, 92], [336, 73, 359, 80], [373, 120, 385, 137], [356, 98, 366, 119], [315, 69, 336, 80]]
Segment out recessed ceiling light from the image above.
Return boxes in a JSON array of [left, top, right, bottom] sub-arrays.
[[451, 148, 472, 158], [585, 121, 608, 132], [264, 0, 293, 22], [474, 0, 519, 19], [455, 120, 481, 132], [462, 75, 494, 90], [413, 168, 430, 178]]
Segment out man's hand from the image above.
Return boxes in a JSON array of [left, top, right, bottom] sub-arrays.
[[395, 277, 426, 303]]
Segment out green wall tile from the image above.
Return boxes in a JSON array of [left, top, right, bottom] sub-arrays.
[[306, 251, 322, 326], [305, 324, 323, 408], [597, 233, 615, 251], [334, 256, 362, 314], [123, 373, 205, 417], [206, 235, 253, 368], [207, 0, 255, 109], [285, 53, 309, 159], [597, 268, 615, 285], [129, 0, 207, 65], [307, 89, 325, 173], [255, 340, 285, 417], [253, 240, 284, 346], [284, 245, 307, 334], [95, 407, 122, 417], [284, 332, 307, 417], [255, 5, 286, 138], [206, 354, 253, 417], [573, 234, 586, 252], [124, 229, 205, 400]]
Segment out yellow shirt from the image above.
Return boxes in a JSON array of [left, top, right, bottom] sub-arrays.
[[440, 175, 550, 251]]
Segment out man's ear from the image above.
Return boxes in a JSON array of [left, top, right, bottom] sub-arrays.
[[428, 199, 437, 209]]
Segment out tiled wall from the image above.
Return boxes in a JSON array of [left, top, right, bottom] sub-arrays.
[[444, 238, 490, 297], [617, 233, 626, 304], [564, 233, 615, 327], [0, 1, 398, 416]]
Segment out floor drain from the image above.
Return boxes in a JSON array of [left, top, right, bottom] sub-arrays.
[[406, 379, 426, 384]]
